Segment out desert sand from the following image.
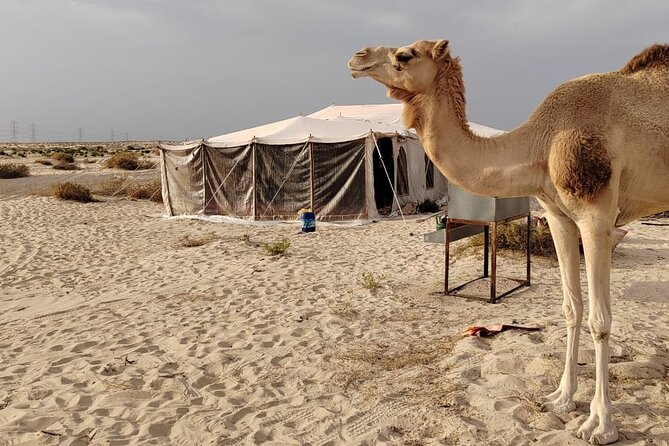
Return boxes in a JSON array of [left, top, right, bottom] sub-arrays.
[[0, 154, 668, 445]]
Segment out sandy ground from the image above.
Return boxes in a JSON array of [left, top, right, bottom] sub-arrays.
[[0, 157, 668, 445]]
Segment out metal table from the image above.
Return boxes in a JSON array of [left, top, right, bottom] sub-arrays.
[[425, 184, 531, 303], [444, 213, 531, 303]]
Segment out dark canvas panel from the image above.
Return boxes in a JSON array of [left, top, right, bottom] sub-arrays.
[[162, 146, 204, 215], [254, 143, 311, 220], [312, 140, 367, 220], [203, 145, 253, 217]]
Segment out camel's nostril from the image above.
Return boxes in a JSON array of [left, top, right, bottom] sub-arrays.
[[355, 49, 368, 58]]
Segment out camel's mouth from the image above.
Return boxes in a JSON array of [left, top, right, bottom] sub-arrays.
[[348, 63, 378, 78]]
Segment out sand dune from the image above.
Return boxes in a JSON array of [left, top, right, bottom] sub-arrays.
[[0, 160, 667, 445]]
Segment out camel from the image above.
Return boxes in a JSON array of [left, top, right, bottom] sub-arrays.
[[348, 40, 669, 444]]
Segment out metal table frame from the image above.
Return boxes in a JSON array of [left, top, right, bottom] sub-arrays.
[[444, 213, 531, 303]]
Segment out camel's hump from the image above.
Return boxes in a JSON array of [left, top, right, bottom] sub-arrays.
[[620, 44, 669, 74]]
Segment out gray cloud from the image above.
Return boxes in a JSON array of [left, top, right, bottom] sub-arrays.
[[1, 0, 667, 141]]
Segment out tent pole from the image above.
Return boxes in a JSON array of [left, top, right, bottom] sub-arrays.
[[252, 139, 257, 220], [309, 141, 315, 211], [372, 132, 409, 232]]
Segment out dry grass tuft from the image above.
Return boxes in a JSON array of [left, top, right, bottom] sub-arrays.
[[96, 176, 128, 196], [360, 271, 384, 290], [0, 163, 30, 179], [178, 232, 217, 248], [262, 237, 291, 256], [104, 152, 155, 170], [51, 152, 75, 163], [330, 301, 359, 320], [127, 180, 162, 202], [52, 162, 80, 171], [52, 182, 94, 202], [337, 337, 458, 372]]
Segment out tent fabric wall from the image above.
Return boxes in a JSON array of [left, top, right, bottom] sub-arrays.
[[161, 145, 204, 216], [312, 140, 367, 220], [203, 144, 253, 217], [254, 142, 311, 220]]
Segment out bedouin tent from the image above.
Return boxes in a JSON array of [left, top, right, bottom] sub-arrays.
[[158, 104, 504, 221]]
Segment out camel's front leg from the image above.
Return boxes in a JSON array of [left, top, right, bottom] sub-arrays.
[[576, 220, 618, 445], [540, 211, 582, 413]]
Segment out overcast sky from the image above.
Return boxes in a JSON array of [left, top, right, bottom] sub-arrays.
[[1, 0, 667, 142]]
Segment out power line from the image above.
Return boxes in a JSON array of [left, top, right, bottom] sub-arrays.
[[78, 128, 83, 142], [30, 123, 36, 142]]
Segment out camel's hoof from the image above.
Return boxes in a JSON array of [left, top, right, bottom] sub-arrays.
[[576, 414, 619, 445], [541, 394, 576, 414]]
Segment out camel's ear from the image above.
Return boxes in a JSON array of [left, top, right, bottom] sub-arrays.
[[432, 40, 450, 61]]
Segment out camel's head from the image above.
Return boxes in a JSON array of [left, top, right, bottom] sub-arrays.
[[348, 40, 451, 101]]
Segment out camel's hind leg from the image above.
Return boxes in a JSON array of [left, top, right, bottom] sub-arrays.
[[575, 213, 618, 445], [540, 209, 582, 413]]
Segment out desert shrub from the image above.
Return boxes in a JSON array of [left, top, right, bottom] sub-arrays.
[[360, 271, 384, 290], [52, 162, 80, 170], [96, 176, 128, 196], [457, 218, 556, 258], [262, 237, 291, 256], [34, 159, 53, 165], [104, 152, 155, 170], [0, 163, 30, 179], [52, 182, 94, 202], [52, 152, 75, 163], [127, 180, 162, 202], [417, 199, 440, 213]]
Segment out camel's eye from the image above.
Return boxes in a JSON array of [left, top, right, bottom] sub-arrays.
[[396, 53, 413, 64]]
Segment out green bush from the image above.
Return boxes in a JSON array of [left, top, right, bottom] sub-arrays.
[[360, 271, 384, 290], [262, 237, 291, 256], [0, 163, 30, 179]]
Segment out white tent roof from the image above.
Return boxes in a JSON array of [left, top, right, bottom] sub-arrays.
[[203, 104, 505, 148], [206, 114, 411, 147], [309, 104, 506, 138]]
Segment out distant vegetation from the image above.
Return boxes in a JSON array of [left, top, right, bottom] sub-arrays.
[[0, 163, 30, 179], [104, 152, 155, 170], [52, 162, 80, 171], [51, 152, 75, 163]]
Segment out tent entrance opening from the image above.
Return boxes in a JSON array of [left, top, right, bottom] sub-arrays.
[[373, 137, 395, 214]]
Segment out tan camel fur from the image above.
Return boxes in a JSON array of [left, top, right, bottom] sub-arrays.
[[349, 40, 669, 445]]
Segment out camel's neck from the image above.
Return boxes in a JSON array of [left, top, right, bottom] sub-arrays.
[[408, 76, 547, 199]]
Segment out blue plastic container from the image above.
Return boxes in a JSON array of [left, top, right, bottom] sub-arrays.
[[300, 211, 316, 233]]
